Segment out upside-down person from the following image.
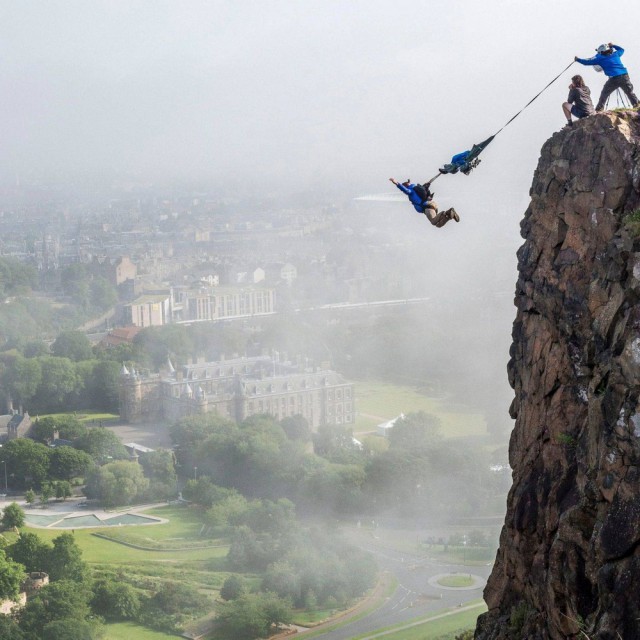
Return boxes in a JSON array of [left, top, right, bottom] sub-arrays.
[[389, 178, 459, 228]]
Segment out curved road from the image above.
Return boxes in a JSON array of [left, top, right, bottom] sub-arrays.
[[301, 531, 491, 639]]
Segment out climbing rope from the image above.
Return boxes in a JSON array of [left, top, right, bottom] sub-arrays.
[[427, 60, 576, 184]]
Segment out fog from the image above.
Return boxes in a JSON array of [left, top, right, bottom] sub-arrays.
[[2, 0, 640, 513], [1, 0, 639, 192]]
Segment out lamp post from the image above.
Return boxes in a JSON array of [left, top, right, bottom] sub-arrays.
[[1, 460, 7, 494], [194, 466, 198, 481]]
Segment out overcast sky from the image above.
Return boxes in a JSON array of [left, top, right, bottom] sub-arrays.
[[1, 0, 639, 194]]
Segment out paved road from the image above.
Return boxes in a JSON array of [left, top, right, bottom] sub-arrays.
[[300, 531, 491, 639]]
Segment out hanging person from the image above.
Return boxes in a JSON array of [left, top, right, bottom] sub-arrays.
[[439, 150, 472, 175], [389, 178, 459, 228], [575, 43, 639, 111], [562, 74, 596, 126]]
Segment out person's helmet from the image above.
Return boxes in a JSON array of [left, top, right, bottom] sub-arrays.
[[596, 44, 611, 53]]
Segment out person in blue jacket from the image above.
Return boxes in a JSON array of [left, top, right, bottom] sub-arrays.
[[439, 150, 473, 175], [389, 178, 459, 227], [575, 43, 639, 111]]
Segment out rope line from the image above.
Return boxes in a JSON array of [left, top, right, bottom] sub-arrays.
[[493, 60, 576, 136], [426, 60, 576, 186]]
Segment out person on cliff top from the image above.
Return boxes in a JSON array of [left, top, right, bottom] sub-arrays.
[[562, 75, 596, 126], [575, 43, 640, 111], [389, 178, 459, 228]]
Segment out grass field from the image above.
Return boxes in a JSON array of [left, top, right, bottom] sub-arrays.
[[352, 602, 486, 640], [39, 411, 120, 423], [93, 505, 227, 550], [103, 622, 180, 639], [24, 525, 228, 564], [437, 575, 475, 588], [354, 380, 487, 438]]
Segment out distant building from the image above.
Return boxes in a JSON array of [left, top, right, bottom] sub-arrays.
[[0, 572, 49, 616], [100, 325, 142, 348], [119, 355, 354, 430], [172, 285, 276, 322], [124, 294, 171, 327], [5, 411, 33, 441], [377, 413, 405, 437]]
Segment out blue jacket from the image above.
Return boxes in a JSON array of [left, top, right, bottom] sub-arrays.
[[395, 182, 428, 213], [576, 45, 628, 77]]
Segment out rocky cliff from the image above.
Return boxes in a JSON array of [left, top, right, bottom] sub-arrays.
[[476, 111, 640, 640]]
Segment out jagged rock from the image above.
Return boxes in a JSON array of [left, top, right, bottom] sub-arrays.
[[476, 111, 640, 640]]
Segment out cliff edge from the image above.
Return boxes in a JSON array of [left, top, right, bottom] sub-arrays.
[[476, 111, 640, 640]]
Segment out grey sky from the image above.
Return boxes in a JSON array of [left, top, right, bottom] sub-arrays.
[[1, 0, 639, 192]]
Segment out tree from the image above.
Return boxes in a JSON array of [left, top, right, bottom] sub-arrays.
[[54, 481, 73, 501], [85, 360, 121, 411], [1, 439, 51, 488], [49, 447, 93, 481], [18, 580, 91, 638], [51, 331, 93, 362], [7, 532, 51, 572], [0, 549, 26, 600], [90, 276, 117, 312], [0, 614, 25, 640], [216, 592, 293, 640], [280, 415, 311, 442], [138, 450, 177, 501], [312, 424, 363, 463], [220, 575, 247, 601], [1, 502, 25, 530], [84, 461, 149, 507], [51, 415, 88, 440], [40, 482, 54, 505], [25, 489, 36, 506], [42, 619, 104, 640], [91, 579, 140, 620], [74, 427, 128, 462], [34, 357, 79, 411], [47, 533, 90, 583], [387, 411, 442, 451], [3, 355, 42, 408], [31, 417, 59, 444], [147, 581, 208, 616]]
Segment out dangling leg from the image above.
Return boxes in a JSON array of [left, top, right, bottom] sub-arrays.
[[424, 203, 448, 227], [424, 203, 458, 228]]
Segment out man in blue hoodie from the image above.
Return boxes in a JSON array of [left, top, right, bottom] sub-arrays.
[[389, 178, 459, 228], [575, 43, 639, 111]]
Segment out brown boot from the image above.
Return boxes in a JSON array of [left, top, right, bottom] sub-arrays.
[[446, 207, 460, 222]]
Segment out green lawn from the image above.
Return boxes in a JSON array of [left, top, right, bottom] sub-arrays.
[[25, 526, 228, 564], [39, 411, 120, 423], [354, 380, 487, 438], [352, 602, 486, 640], [437, 575, 475, 588], [94, 505, 227, 550], [104, 622, 181, 639], [23, 505, 229, 564]]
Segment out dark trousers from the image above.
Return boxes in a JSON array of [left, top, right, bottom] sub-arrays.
[[596, 73, 639, 110]]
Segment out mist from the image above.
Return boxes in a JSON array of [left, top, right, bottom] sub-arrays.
[[1, 0, 638, 192], [2, 1, 640, 636]]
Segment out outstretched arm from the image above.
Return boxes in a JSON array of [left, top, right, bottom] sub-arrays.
[[610, 43, 624, 55], [390, 178, 410, 195], [575, 55, 598, 66]]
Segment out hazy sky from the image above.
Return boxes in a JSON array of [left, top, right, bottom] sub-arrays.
[[1, 0, 640, 193]]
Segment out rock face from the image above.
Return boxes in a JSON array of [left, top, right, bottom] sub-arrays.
[[476, 112, 640, 640]]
